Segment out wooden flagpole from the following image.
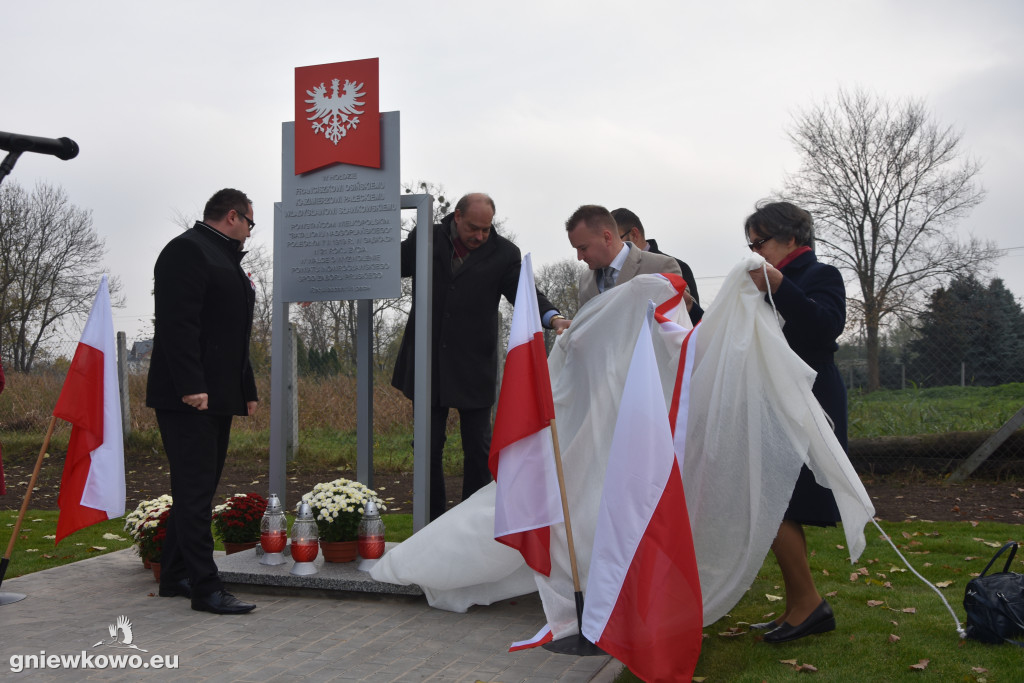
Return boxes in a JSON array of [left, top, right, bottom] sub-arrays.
[[543, 417, 604, 655], [0, 415, 58, 598]]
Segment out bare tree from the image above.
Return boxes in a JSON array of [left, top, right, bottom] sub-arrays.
[[402, 180, 452, 232], [244, 242, 273, 373], [782, 87, 997, 391], [536, 258, 586, 321], [294, 294, 410, 376], [0, 181, 121, 370]]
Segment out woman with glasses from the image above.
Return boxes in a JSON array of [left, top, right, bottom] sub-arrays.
[[744, 200, 847, 643]]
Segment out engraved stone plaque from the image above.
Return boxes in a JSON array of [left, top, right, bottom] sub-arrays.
[[277, 112, 400, 302]]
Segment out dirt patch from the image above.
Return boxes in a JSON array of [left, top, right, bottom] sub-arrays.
[[0, 445, 463, 517], [2, 446, 1021, 524], [860, 474, 1023, 523]]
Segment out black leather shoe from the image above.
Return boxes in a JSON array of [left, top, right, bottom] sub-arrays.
[[762, 600, 835, 643], [158, 578, 192, 599], [191, 590, 256, 615]]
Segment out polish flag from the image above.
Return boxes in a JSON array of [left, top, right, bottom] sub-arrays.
[[54, 275, 125, 543], [508, 624, 554, 652], [582, 307, 703, 683], [488, 253, 563, 576], [652, 272, 688, 323]]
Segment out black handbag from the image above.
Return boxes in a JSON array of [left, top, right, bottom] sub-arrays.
[[963, 541, 1024, 645]]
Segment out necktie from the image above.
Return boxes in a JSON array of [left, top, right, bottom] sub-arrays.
[[602, 267, 618, 291]]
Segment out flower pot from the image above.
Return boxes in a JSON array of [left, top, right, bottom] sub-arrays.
[[151, 561, 161, 582], [142, 556, 152, 570], [223, 541, 259, 555], [319, 540, 358, 563]]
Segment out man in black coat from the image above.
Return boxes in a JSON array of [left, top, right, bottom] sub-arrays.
[[146, 188, 258, 615], [392, 193, 568, 520]]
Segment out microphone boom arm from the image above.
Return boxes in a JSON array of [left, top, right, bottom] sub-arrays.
[[0, 150, 23, 187]]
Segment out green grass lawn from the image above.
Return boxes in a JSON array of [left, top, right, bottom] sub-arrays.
[[6, 511, 1020, 681], [848, 383, 1024, 438], [0, 510, 415, 580], [615, 520, 1023, 682]]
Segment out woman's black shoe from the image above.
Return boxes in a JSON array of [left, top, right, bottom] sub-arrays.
[[762, 600, 835, 643]]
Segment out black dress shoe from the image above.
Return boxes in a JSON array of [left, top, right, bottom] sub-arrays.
[[191, 590, 256, 615], [762, 600, 835, 643], [158, 578, 192, 599]]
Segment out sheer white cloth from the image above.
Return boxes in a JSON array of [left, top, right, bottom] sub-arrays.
[[685, 255, 874, 623], [370, 263, 874, 632]]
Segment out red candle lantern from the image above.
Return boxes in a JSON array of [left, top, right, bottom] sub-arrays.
[[259, 493, 288, 566], [358, 500, 386, 559], [290, 502, 319, 575]]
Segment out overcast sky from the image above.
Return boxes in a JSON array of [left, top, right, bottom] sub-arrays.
[[4, 0, 1022, 343]]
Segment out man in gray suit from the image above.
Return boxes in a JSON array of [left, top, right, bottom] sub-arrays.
[[566, 204, 681, 308]]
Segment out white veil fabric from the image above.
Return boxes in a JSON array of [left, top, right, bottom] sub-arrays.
[[371, 263, 874, 631], [684, 254, 874, 624]]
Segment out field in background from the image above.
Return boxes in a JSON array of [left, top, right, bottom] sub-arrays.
[[848, 383, 1024, 438], [3, 374, 1024, 476]]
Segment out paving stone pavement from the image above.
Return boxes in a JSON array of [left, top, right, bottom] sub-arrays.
[[0, 550, 619, 682]]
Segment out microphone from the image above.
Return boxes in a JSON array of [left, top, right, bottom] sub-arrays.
[[0, 131, 79, 160]]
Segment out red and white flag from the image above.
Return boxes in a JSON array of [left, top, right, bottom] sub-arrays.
[[488, 253, 563, 576], [54, 275, 125, 543], [508, 624, 554, 652], [581, 307, 703, 683]]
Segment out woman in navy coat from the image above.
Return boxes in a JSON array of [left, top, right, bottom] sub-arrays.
[[745, 201, 846, 643]]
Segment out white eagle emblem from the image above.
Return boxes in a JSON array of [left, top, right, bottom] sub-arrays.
[[305, 78, 366, 144]]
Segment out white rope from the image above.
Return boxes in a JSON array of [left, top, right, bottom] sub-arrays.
[[870, 518, 967, 639]]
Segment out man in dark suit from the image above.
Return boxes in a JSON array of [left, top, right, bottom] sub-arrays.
[[611, 207, 700, 305], [146, 188, 258, 615], [566, 205, 682, 308], [392, 193, 568, 520]]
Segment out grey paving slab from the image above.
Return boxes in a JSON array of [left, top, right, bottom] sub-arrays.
[[0, 549, 618, 682]]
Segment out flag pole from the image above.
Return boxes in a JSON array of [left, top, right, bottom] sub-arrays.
[[543, 417, 604, 656], [0, 415, 57, 604]]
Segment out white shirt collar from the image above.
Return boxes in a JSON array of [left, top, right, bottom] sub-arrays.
[[608, 242, 631, 272]]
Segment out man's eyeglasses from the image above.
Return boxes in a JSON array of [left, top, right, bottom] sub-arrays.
[[236, 210, 255, 231], [619, 230, 632, 241], [747, 236, 771, 252]]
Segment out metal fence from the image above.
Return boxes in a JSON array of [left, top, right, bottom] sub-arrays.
[[838, 355, 1024, 393], [838, 349, 1024, 476]]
